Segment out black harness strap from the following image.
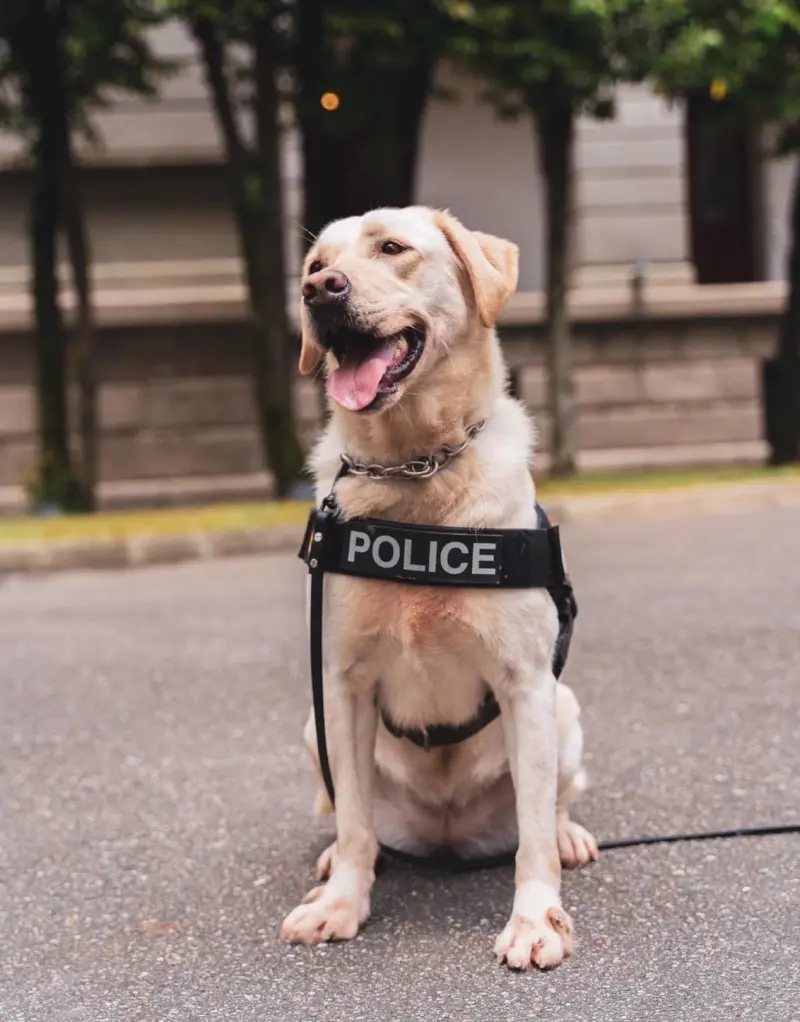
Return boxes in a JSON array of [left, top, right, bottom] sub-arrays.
[[309, 513, 568, 589], [536, 503, 578, 681], [299, 491, 577, 807], [305, 503, 337, 811], [381, 691, 502, 750]]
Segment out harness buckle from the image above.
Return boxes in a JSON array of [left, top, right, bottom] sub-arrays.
[[301, 504, 334, 572]]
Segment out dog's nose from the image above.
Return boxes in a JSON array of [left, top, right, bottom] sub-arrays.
[[302, 270, 351, 306]]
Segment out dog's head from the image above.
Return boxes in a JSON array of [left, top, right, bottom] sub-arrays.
[[298, 207, 519, 414]]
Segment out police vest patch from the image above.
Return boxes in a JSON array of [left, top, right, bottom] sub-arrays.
[[341, 522, 503, 585], [300, 512, 566, 590]]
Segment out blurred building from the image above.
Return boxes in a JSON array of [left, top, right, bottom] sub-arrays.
[[0, 20, 795, 508]]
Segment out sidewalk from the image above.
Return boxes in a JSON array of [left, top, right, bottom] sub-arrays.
[[1, 474, 800, 575]]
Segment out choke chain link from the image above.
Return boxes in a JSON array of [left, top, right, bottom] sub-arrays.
[[340, 420, 486, 481]]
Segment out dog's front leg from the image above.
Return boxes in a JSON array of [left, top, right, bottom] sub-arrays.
[[280, 670, 378, 945], [494, 665, 574, 971]]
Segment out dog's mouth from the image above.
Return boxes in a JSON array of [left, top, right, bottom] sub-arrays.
[[324, 325, 425, 412]]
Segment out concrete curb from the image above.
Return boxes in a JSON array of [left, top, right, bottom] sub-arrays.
[[543, 478, 800, 522], [0, 524, 305, 576], [1, 480, 799, 576]]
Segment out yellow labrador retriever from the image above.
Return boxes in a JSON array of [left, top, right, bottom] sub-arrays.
[[280, 206, 597, 970]]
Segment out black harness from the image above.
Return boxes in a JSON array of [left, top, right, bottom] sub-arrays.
[[298, 467, 578, 809]]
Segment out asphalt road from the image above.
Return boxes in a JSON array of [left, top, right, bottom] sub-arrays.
[[2, 505, 799, 1022]]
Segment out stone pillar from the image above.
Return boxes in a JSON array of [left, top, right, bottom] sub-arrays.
[[572, 83, 694, 290]]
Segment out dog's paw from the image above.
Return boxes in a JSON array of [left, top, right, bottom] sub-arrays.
[[280, 885, 369, 945], [494, 906, 574, 971], [558, 819, 599, 870], [315, 841, 337, 880]]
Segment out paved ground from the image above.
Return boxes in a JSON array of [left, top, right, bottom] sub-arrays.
[[2, 505, 799, 1022]]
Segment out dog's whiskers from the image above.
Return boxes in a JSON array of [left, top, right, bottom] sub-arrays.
[[293, 220, 318, 246]]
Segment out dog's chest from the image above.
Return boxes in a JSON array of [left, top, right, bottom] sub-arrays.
[[331, 575, 482, 650], [327, 576, 504, 727]]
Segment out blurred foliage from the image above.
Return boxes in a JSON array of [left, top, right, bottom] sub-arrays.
[[0, 1, 171, 147], [445, 0, 653, 117], [296, 0, 464, 122], [641, 1, 800, 153]]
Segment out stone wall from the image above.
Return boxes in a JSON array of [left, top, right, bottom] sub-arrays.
[[503, 317, 773, 472], [0, 322, 322, 510], [0, 308, 777, 511]]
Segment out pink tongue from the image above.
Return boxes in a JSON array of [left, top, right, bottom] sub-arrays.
[[327, 338, 399, 411]]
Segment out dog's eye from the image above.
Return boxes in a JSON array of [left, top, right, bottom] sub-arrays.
[[308, 259, 323, 274], [380, 240, 407, 256]]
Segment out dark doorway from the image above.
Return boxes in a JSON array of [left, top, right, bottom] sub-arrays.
[[686, 92, 763, 284]]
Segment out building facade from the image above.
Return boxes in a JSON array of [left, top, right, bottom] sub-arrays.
[[0, 20, 795, 508], [0, 22, 795, 292]]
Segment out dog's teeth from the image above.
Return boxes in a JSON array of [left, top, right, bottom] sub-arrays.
[[390, 337, 408, 367]]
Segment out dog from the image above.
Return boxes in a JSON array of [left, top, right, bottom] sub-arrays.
[[280, 206, 597, 970]]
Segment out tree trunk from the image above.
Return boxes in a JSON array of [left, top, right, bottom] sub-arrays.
[[193, 14, 304, 497], [769, 160, 800, 464], [62, 127, 97, 510], [31, 125, 73, 506], [533, 97, 576, 477], [9, 0, 79, 509], [252, 14, 305, 492], [301, 101, 430, 241], [295, 0, 433, 240], [295, 0, 327, 243]]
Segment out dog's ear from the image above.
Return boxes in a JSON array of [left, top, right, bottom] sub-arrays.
[[298, 312, 323, 375], [435, 210, 519, 327]]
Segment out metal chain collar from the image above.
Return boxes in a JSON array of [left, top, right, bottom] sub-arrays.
[[340, 420, 487, 481]]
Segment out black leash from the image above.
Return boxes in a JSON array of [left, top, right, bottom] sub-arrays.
[[374, 823, 800, 874], [306, 495, 339, 812]]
